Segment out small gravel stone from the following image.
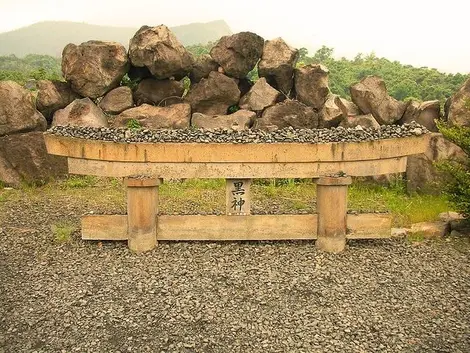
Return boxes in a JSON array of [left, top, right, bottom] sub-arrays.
[[47, 121, 429, 144]]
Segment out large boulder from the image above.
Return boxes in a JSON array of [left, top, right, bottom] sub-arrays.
[[191, 110, 256, 131], [189, 54, 219, 83], [294, 64, 330, 110], [406, 133, 467, 193], [133, 78, 185, 106], [210, 32, 264, 78], [0, 132, 67, 186], [339, 114, 380, 129], [350, 76, 407, 125], [185, 71, 240, 115], [128, 25, 193, 80], [258, 38, 298, 95], [239, 78, 281, 112], [52, 98, 109, 128], [400, 100, 440, 132], [36, 80, 81, 121], [447, 78, 470, 127], [334, 96, 360, 118], [319, 94, 343, 128], [0, 81, 46, 136], [62, 41, 129, 99], [257, 100, 319, 130], [98, 86, 134, 115], [114, 103, 191, 129]]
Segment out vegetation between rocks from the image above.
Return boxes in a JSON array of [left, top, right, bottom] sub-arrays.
[[437, 122, 470, 218]]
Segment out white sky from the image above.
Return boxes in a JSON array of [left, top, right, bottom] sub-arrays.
[[0, 0, 469, 74]]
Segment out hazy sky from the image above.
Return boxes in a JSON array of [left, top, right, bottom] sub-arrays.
[[1, 0, 469, 73]]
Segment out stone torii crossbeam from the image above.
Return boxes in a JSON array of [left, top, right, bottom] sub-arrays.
[[44, 133, 429, 253]]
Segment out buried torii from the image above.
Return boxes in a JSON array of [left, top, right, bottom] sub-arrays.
[[44, 133, 429, 253]]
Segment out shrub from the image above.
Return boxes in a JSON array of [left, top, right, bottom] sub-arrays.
[[437, 121, 470, 218]]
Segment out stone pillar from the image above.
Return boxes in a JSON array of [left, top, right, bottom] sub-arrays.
[[226, 178, 251, 215], [125, 177, 162, 253], [315, 176, 352, 253]]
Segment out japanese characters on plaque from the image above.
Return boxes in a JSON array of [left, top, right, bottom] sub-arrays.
[[226, 179, 251, 215]]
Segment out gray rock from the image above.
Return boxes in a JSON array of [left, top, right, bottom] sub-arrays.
[[52, 98, 109, 128], [350, 76, 407, 125], [258, 100, 319, 130], [114, 103, 191, 129], [239, 78, 281, 112], [189, 54, 219, 83], [191, 110, 256, 131], [406, 133, 466, 193], [98, 86, 134, 115], [210, 32, 264, 78], [0, 81, 47, 136], [294, 64, 330, 109], [62, 40, 129, 99], [334, 96, 360, 118], [134, 78, 185, 106], [400, 100, 440, 132], [319, 94, 343, 128], [129, 25, 193, 79], [36, 80, 81, 121], [447, 77, 470, 127], [258, 38, 298, 95], [0, 131, 67, 186], [339, 114, 380, 129], [185, 72, 240, 115]]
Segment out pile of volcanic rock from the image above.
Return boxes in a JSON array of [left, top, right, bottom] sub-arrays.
[[1, 24, 470, 189]]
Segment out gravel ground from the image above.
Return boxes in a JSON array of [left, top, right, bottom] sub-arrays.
[[1, 191, 469, 353]]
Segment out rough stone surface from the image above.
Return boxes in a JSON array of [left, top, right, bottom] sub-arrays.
[[210, 32, 264, 78], [52, 98, 109, 128], [49, 121, 428, 144], [438, 211, 464, 223], [257, 100, 319, 130], [410, 221, 450, 238], [294, 65, 329, 109], [0, 131, 67, 185], [36, 80, 81, 121], [400, 100, 440, 132], [258, 38, 298, 95], [189, 54, 219, 83], [335, 96, 360, 118], [350, 76, 407, 125], [0, 81, 46, 136], [339, 114, 380, 129], [62, 41, 129, 99], [191, 110, 256, 131], [239, 78, 281, 112], [185, 72, 240, 115], [447, 77, 470, 127], [319, 95, 343, 128], [98, 86, 134, 115], [406, 132, 466, 193], [134, 78, 185, 106], [129, 25, 193, 80], [114, 103, 191, 129]]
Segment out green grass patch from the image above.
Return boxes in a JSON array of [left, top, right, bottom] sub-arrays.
[[62, 175, 99, 188], [51, 221, 76, 243], [349, 181, 450, 227]]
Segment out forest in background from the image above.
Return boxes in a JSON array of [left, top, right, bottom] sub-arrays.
[[1, 43, 468, 106]]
